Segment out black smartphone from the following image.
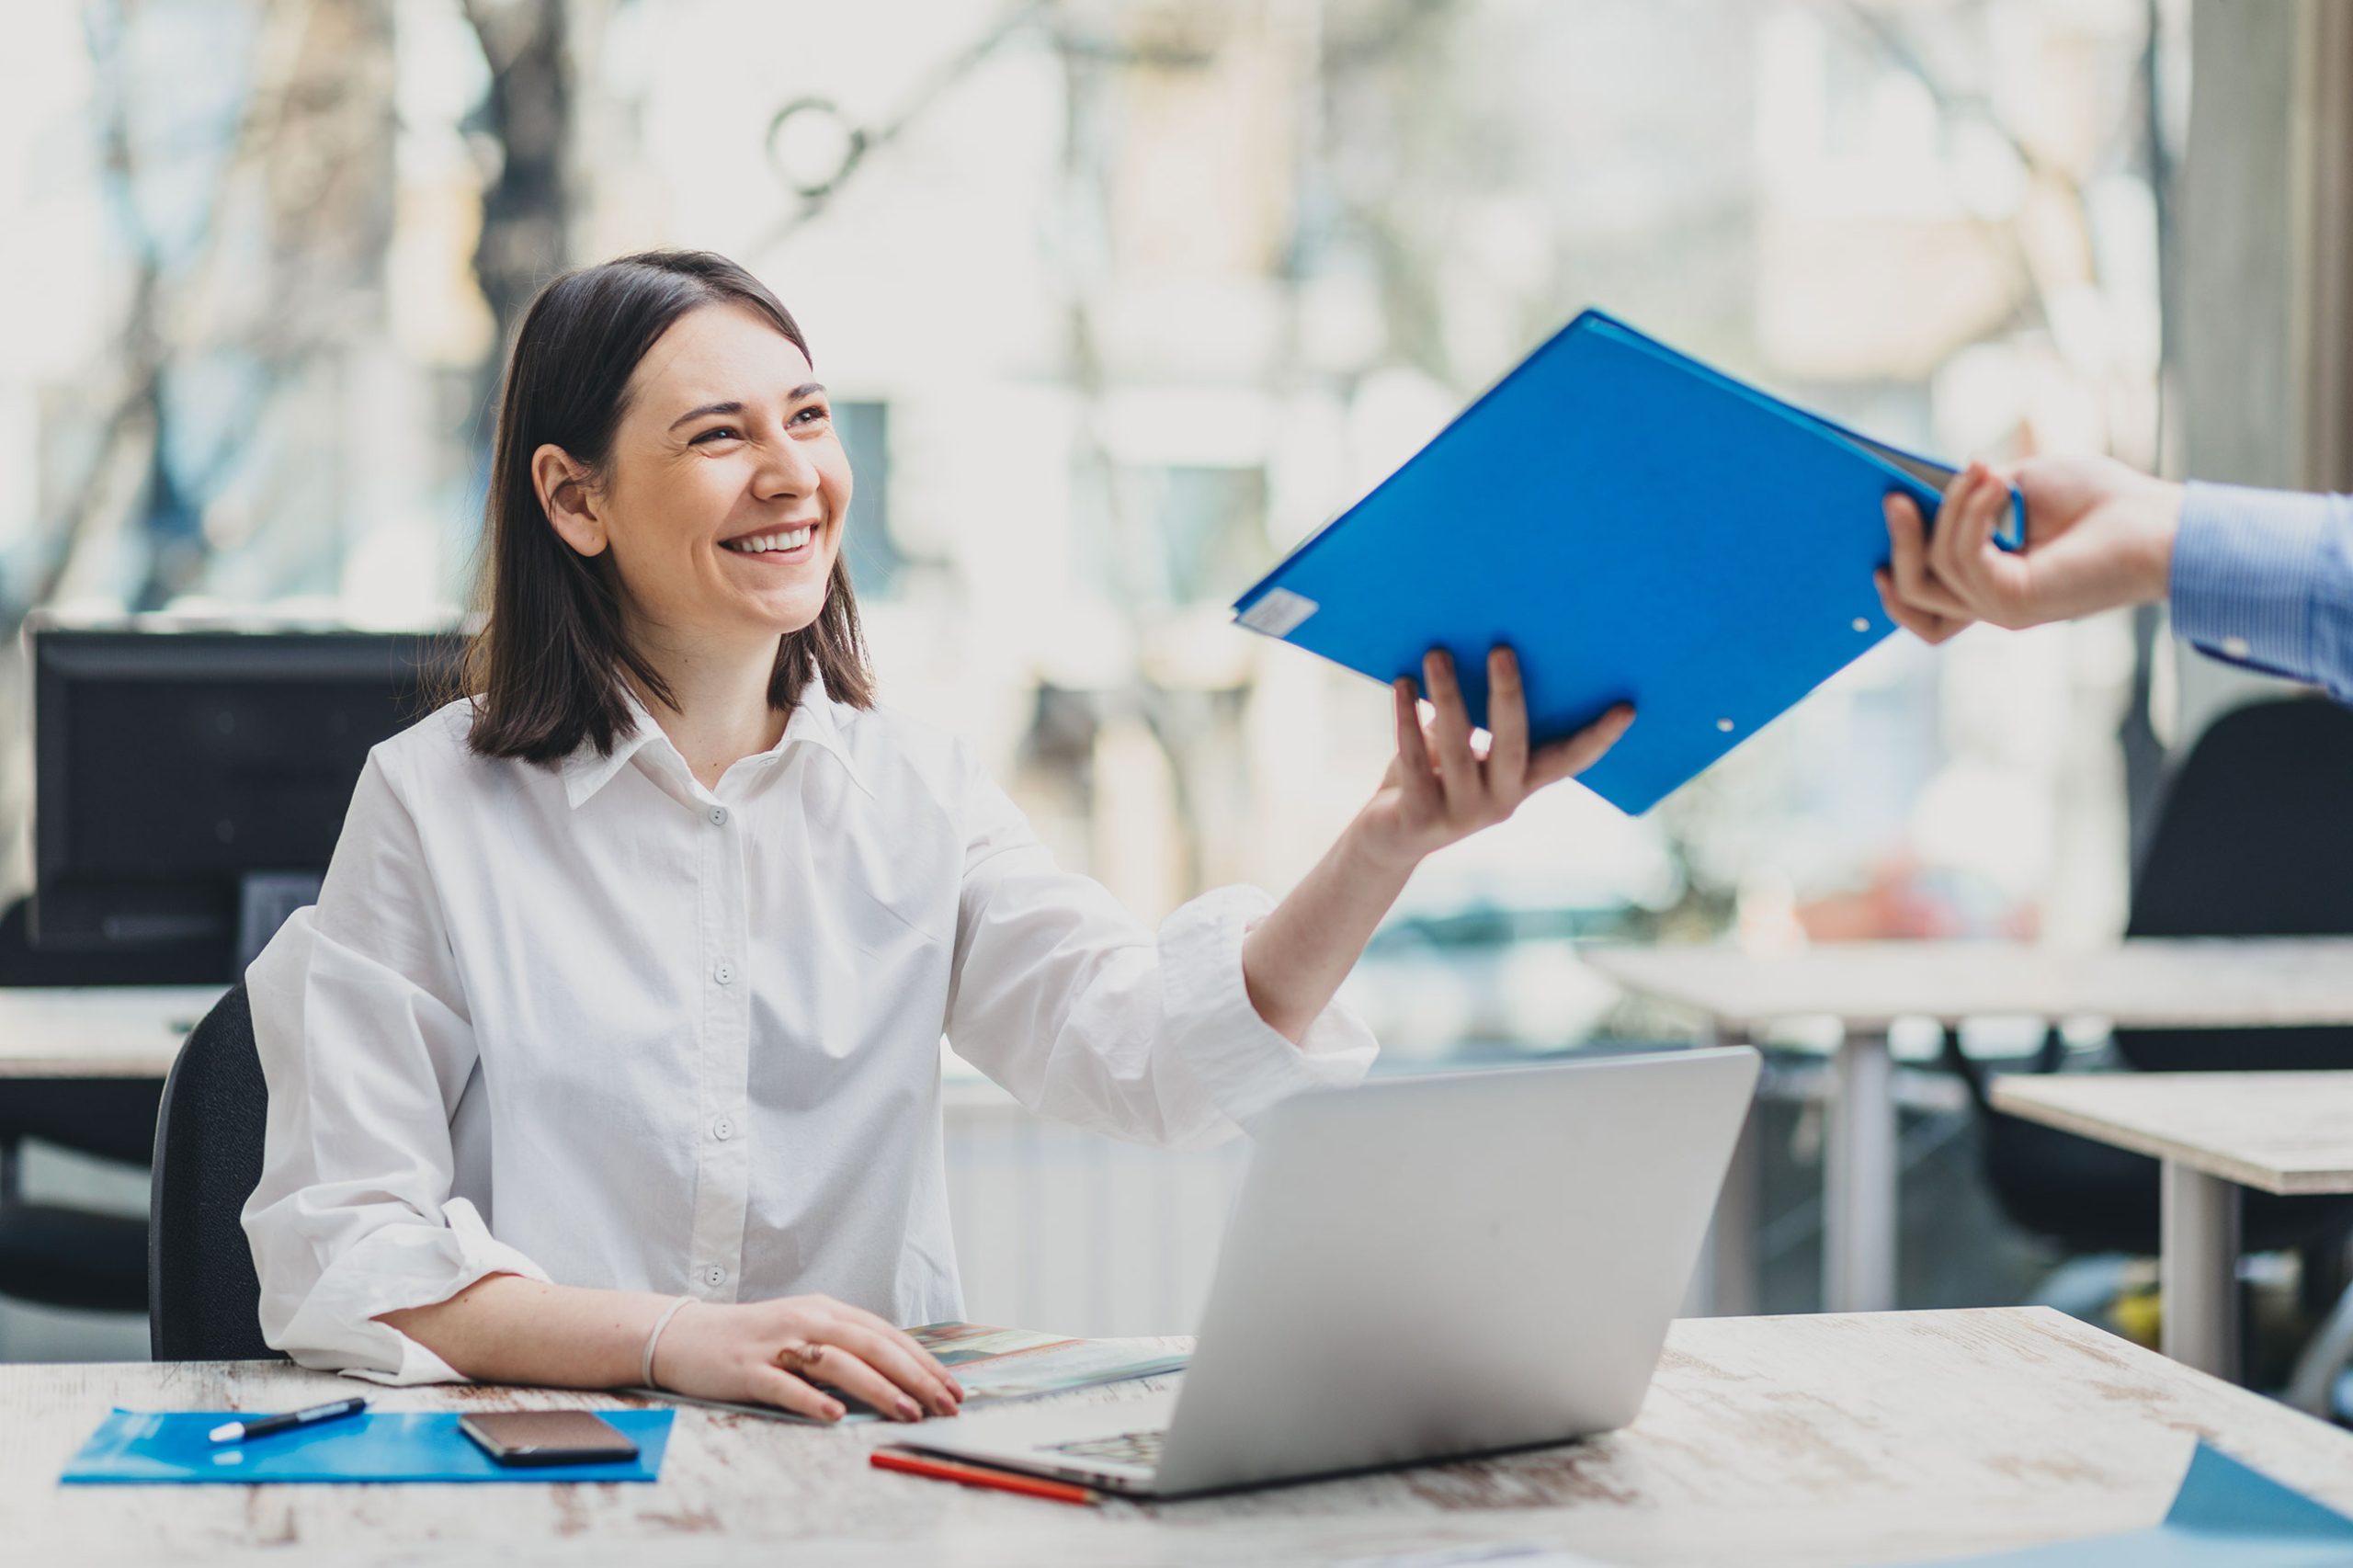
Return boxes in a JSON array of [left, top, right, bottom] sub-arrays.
[[458, 1410, 640, 1466]]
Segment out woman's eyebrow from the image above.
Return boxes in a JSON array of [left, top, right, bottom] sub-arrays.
[[664, 384, 825, 431], [668, 400, 744, 431]]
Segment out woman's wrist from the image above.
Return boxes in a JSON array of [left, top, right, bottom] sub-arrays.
[[642, 1295, 698, 1389], [1339, 805, 1427, 885]]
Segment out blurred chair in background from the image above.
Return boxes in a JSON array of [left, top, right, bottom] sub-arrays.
[[0, 896, 176, 1324], [1941, 697, 2353, 1391]]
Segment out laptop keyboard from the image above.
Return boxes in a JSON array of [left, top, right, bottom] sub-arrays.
[[1045, 1428, 1165, 1468]]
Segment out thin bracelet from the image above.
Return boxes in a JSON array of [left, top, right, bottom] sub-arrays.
[[641, 1295, 697, 1390]]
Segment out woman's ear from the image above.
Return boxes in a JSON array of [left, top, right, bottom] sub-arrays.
[[532, 444, 607, 556]]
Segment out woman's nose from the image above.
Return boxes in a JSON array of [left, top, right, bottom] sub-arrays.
[[755, 426, 822, 497]]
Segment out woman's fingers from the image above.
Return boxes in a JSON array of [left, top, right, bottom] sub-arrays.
[[1421, 650, 1481, 807], [1392, 677, 1441, 814], [1484, 647, 1530, 795], [779, 1337, 931, 1422], [1525, 703, 1634, 790], [828, 1300, 965, 1397], [825, 1320, 962, 1417], [746, 1362, 847, 1423]]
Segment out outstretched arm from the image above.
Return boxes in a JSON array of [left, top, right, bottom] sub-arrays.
[[1875, 454, 2353, 703], [1874, 455, 2181, 643], [1241, 646, 1632, 1042]]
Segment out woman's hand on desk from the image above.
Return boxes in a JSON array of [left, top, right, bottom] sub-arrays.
[[379, 1275, 961, 1423], [1240, 647, 1631, 1043], [653, 1293, 963, 1422]]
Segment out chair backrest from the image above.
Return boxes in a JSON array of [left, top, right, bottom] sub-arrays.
[[148, 981, 283, 1360], [2119, 696, 2353, 1070]]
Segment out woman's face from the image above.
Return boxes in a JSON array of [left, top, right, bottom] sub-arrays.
[[540, 301, 850, 652]]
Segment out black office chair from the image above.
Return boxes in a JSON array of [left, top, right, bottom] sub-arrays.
[[0, 897, 170, 1317], [149, 982, 282, 1360], [1945, 697, 2353, 1268]]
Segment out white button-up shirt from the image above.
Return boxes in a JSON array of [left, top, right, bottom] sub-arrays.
[[242, 684, 1376, 1382]]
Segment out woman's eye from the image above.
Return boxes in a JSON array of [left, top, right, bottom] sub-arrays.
[[690, 426, 742, 445], [790, 405, 829, 426]]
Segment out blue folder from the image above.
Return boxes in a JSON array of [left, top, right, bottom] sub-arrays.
[[1902, 1442, 2353, 1566], [60, 1407, 672, 1484], [1231, 309, 2018, 815]]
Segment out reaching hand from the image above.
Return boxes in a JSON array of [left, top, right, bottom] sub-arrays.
[[1354, 647, 1634, 873], [1236, 645, 1631, 1043], [1875, 455, 2183, 644]]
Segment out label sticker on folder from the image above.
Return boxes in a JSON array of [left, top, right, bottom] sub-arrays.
[[1238, 587, 1319, 638]]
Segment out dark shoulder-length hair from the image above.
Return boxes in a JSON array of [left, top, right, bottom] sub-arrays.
[[465, 249, 873, 763]]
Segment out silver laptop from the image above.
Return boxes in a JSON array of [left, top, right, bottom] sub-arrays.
[[904, 1045, 1760, 1496]]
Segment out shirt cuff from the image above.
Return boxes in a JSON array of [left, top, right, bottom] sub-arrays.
[[1157, 884, 1379, 1132], [2170, 480, 2332, 682], [267, 1198, 552, 1384]]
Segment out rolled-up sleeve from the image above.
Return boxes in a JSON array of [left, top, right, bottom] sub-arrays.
[[2170, 481, 2353, 700], [943, 748, 1377, 1150], [241, 755, 551, 1383]]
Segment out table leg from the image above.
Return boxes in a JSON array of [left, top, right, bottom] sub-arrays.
[[1712, 1100, 1759, 1315], [1824, 1030, 1897, 1313], [2161, 1160, 2241, 1381]]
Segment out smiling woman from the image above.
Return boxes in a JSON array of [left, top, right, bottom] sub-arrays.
[[238, 250, 1632, 1426], [466, 255, 871, 768]]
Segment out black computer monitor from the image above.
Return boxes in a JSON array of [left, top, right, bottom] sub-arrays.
[[21, 622, 462, 983]]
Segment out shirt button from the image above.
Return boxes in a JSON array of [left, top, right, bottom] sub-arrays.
[[2222, 635, 2252, 659], [711, 1116, 733, 1142], [713, 960, 735, 986], [705, 1266, 725, 1288], [709, 805, 728, 825]]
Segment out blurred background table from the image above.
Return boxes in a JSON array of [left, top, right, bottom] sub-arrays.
[[1995, 1070, 2353, 1384], [0, 989, 222, 1081], [1587, 937, 2353, 1317]]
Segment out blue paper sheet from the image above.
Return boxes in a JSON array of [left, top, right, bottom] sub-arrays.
[[1230, 309, 2018, 815], [60, 1407, 672, 1484], [1912, 1442, 2353, 1566]]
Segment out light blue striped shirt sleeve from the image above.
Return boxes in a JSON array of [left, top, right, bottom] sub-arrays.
[[2169, 480, 2353, 701]]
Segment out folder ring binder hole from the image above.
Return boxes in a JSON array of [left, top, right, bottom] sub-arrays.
[[1717, 718, 1734, 732], [1853, 618, 1870, 632]]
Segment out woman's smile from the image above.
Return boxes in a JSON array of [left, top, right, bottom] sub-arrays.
[[721, 523, 819, 560]]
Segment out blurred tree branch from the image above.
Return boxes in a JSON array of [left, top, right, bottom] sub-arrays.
[[465, 0, 572, 412]]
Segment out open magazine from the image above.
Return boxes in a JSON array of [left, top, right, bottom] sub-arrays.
[[623, 1321, 1188, 1426]]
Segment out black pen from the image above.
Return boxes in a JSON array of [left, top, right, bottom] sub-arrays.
[[208, 1396, 369, 1444]]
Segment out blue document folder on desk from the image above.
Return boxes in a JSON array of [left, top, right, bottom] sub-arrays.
[[1915, 1443, 2353, 1566], [61, 1408, 671, 1483], [1232, 310, 2018, 815]]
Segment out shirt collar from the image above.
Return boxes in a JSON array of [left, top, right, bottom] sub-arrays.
[[775, 672, 874, 799], [557, 673, 872, 810]]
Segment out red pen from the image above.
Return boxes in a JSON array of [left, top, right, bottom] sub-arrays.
[[870, 1446, 1099, 1506]]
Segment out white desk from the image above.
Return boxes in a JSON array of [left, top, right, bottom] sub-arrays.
[[1586, 938, 2353, 1317], [1994, 1071, 2353, 1381], [0, 988, 223, 1080], [7, 1308, 2351, 1565]]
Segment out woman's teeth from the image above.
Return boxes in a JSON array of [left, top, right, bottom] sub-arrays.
[[723, 526, 813, 554]]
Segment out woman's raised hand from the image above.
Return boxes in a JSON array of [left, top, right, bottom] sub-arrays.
[[1358, 647, 1633, 871], [652, 1291, 964, 1422]]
